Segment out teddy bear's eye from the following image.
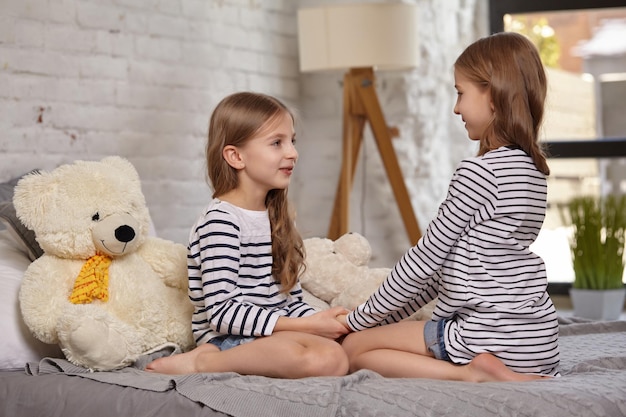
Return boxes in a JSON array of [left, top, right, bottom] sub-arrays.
[[92, 213, 100, 221]]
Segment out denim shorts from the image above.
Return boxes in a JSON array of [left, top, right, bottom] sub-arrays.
[[208, 335, 257, 351], [424, 319, 451, 362]]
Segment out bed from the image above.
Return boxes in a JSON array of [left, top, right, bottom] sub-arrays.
[[2, 316, 626, 417], [2, 178, 626, 417]]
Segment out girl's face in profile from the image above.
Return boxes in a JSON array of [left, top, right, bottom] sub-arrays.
[[235, 111, 298, 196], [453, 69, 493, 141]]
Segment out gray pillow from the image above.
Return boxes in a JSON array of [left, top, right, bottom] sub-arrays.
[[0, 174, 22, 212], [0, 171, 44, 261]]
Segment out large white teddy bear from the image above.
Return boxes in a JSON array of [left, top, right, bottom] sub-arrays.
[[301, 232, 435, 320], [13, 156, 195, 371]]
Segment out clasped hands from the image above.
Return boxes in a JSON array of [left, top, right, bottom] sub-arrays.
[[309, 306, 352, 340], [276, 306, 353, 340]]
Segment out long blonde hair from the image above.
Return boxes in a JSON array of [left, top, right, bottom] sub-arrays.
[[454, 32, 550, 175], [206, 92, 304, 292]]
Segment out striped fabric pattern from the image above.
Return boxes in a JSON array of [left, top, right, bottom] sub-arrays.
[[188, 199, 315, 345], [347, 146, 560, 376]]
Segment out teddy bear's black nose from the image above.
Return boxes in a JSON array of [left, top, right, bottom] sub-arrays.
[[115, 225, 136, 243]]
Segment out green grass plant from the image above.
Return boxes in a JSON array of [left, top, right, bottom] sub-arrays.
[[562, 195, 626, 290]]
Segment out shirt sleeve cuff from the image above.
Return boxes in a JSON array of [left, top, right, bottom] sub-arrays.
[[264, 313, 280, 335]]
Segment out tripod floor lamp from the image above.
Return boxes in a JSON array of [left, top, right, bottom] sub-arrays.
[[297, 3, 422, 245]]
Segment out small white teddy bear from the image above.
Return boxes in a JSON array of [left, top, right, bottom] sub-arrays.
[[301, 232, 435, 320], [14, 156, 195, 371]]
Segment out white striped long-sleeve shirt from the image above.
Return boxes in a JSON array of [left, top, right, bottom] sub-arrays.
[[347, 146, 560, 376], [188, 199, 315, 345]]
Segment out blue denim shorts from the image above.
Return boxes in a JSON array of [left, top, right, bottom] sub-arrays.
[[424, 319, 451, 362], [208, 335, 257, 351]]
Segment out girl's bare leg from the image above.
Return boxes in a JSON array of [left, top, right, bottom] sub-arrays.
[[146, 331, 349, 378], [341, 321, 545, 382]]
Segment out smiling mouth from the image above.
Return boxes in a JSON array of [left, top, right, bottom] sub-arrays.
[[100, 240, 128, 255]]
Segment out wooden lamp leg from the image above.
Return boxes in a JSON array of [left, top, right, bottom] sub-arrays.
[[328, 71, 366, 240], [327, 67, 422, 245], [356, 69, 422, 244]]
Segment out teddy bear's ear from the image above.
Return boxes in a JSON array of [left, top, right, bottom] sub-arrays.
[[334, 232, 372, 266], [100, 156, 140, 182], [13, 170, 55, 232]]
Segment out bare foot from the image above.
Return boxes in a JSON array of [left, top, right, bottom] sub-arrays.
[[468, 353, 551, 382], [145, 343, 219, 374]]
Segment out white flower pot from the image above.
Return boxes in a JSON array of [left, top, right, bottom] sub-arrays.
[[569, 288, 626, 321]]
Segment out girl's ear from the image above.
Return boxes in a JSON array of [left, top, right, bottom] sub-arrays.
[[223, 145, 244, 169]]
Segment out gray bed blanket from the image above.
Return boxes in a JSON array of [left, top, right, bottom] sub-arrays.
[[24, 317, 626, 417]]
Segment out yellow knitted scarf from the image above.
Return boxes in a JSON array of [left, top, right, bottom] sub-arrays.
[[69, 254, 112, 304]]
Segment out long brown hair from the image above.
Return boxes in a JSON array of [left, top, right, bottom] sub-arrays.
[[454, 32, 550, 175], [206, 92, 304, 292]]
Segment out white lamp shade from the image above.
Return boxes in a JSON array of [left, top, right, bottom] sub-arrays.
[[297, 3, 420, 72]]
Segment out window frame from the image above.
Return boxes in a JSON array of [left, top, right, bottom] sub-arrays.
[[488, 0, 626, 34]]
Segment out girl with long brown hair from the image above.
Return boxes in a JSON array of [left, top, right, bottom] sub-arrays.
[[339, 32, 560, 382], [147, 92, 349, 377]]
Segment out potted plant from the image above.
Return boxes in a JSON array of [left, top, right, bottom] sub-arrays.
[[561, 194, 626, 320]]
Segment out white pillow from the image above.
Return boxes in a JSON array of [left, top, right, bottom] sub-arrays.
[[0, 230, 62, 370]]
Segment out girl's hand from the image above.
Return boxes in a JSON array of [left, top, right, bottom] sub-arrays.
[[336, 313, 348, 328], [307, 306, 351, 339], [275, 306, 351, 339]]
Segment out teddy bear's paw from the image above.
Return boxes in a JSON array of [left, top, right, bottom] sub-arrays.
[[58, 315, 134, 370], [158, 303, 195, 352], [137, 237, 188, 289]]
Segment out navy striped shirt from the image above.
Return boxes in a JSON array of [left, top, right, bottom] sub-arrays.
[[188, 199, 315, 345], [347, 146, 560, 376]]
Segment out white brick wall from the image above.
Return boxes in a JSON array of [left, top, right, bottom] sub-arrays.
[[0, 0, 484, 268], [0, 0, 300, 244]]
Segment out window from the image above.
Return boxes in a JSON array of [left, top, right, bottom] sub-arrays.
[[489, 1, 626, 292]]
